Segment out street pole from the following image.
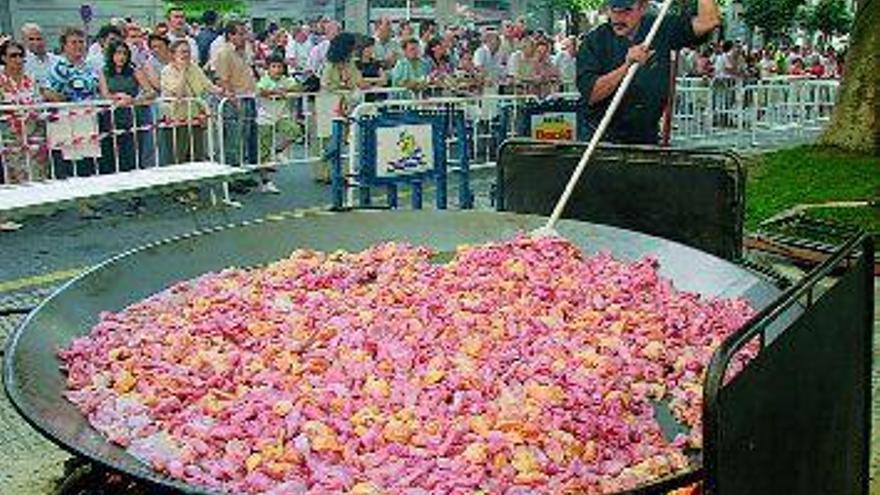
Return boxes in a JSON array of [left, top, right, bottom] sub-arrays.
[[406, 0, 412, 21]]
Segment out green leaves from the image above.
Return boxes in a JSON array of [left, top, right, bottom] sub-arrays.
[[741, 0, 806, 40], [164, 0, 248, 20], [802, 0, 854, 36]]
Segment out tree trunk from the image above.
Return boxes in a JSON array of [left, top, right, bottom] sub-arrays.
[[818, 0, 880, 154]]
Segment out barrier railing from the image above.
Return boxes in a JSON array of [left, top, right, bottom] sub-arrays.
[[0, 97, 251, 216], [672, 78, 840, 147], [215, 87, 416, 171]]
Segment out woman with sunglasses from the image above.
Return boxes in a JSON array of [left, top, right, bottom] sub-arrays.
[[0, 40, 46, 231]]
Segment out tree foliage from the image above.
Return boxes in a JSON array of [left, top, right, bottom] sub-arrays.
[[164, 1, 248, 21], [804, 0, 854, 36], [741, 0, 806, 41], [543, 0, 605, 12]]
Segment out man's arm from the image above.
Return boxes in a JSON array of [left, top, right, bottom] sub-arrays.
[[692, 0, 721, 37], [585, 45, 653, 105]]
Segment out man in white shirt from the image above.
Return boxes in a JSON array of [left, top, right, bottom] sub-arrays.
[[85, 24, 123, 75], [20, 23, 60, 89], [166, 7, 199, 63], [553, 36, 577, 90], [306, 20, 339, 75], [473, 30, 506, 85], [286, 25, 314, 70], [372, 16, 400, 69]]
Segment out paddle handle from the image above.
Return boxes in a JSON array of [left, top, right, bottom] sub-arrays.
[[543, 0, 677, 231]]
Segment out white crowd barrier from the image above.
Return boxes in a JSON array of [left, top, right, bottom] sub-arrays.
[[672, 77, 840, 147], [0, 97, 248, 217]]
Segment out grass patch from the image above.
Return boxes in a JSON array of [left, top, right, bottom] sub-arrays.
[[746, 146, 880, 232]]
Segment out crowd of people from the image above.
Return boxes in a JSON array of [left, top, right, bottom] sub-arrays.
[[0, 7, 847, 231], [679, 40, 846, 80]]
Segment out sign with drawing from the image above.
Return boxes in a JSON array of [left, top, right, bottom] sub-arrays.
[[375, 124, 433, 178]]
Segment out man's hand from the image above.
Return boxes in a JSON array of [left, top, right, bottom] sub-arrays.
[[625, 44, 655, 66]]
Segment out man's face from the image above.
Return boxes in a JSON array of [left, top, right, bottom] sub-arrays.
[[377, 19, 390, 39], [228, 26, 246, 49], [609, 2, 646, 38], [295, 28, 308, 43], [487, 35, 500, 52], [64, 35, 86, 61], [24, 29, 46, 54], [150, 39, 168, 57], [404, 42, 419, 60], [168, 10, 186, 31]]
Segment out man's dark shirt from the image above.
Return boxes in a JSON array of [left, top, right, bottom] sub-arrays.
[[195, 27, 219, 66], [577, 14, 700, 144]]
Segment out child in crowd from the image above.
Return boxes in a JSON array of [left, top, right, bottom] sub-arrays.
[[256, 53, 303, 187]]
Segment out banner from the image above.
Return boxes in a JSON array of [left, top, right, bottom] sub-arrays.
[[531, 112, 577, 141]]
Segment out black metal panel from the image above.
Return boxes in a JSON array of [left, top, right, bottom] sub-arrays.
[[496, 139, 745, 260], [703, 235, 873, 495]]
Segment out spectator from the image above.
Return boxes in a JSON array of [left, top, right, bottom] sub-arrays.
[[758, 48, 777, 79], [373, 17, 400, 70], [356, 37, 386, 88], [418, 19, 436, 53], [256, 53, 302, 180], [86, 25, 123, 75], [20, 23, 59, 90], [507, 36, 536, 81], [315, 32, 362, 183], [788, 58, 805, 76], [286, 25, 314, 70], [531, 37, 560, 95], [166, 7, 198, 63], [321, 32, 363, 92], [45, 27, 98, 103], [154, 22, 169, 38], [144, 34, 170, 91], [808, 57, 825, 78], [473, 30, 505, 87], [498, 20, 520, 63], [125, 22, 151, 69], [98, 39, 156, 174], [554, 36, 577, 90], [390, 38, 430, 91], [214, 20, 259, 176], [45, 27, 103, 217], [307, 20, 340, 74], [0, 40, 45, 199], [398, 20, 414, 41], [195, 10, 219, 66], [160, 39, 223, 164], [425, 37, 452, 80]]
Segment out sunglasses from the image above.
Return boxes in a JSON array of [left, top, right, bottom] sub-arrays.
[[6, 52, 24, 58]]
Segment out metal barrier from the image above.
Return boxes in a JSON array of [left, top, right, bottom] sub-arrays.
[[0, 97, 248, 217], [672, 78, 840, 147], [216, 88, 416, 171]]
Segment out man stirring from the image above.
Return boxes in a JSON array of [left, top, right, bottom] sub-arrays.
[[577, 0, 720, 144]]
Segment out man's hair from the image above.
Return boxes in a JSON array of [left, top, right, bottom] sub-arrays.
[[202, 10, 218, 26], [59, 26, 86, 47], [19, 23, 41, 39], [97, 24, 123, 42], [224, 20, 246, 39], [167, 6, 185, 18], [148, 33, 169, 47], [401, 38, 419, 50]]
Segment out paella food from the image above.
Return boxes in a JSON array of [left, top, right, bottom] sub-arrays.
[[59, 235, 755, 494]]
